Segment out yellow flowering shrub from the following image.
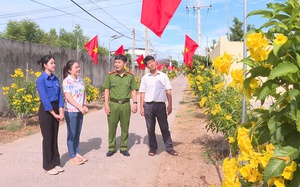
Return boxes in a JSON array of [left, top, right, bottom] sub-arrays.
[[2, 68, 41, 126], [83, 77, 100, 103], [222, 0, 300, 186], [185, 61, 243, 140]]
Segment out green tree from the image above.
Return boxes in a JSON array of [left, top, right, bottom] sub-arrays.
[[193, 54, 211, 67], [40, 28, 59, 46], [3, 19, 44, 43], [229, 17, 255, 41]]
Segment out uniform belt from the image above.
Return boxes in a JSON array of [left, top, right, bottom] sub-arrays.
[[110, 98, 130, 104], [145, 101, 164, 104]]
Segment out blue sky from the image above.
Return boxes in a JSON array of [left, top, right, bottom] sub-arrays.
[[0, 0, 283, 62]]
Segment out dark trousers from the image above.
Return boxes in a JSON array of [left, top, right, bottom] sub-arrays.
[[144, 102, 173, 151], [38, 102, 60, 171]]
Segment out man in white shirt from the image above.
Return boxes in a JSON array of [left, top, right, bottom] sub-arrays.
[[139, 55, 178, 156]]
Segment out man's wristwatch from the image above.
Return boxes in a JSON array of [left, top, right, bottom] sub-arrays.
[[133, 102, 138, 104]]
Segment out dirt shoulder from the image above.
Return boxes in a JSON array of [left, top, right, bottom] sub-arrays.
[[156, 88, 226, 187]]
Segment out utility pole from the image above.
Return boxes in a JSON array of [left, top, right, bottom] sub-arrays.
[[186, 0, 211, 56], [131, 28, 136, 73], [206, 36, 208, 67], [145, 27, 149, 56]]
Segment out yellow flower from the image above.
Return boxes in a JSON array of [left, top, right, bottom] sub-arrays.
[[34, 71, 42, 77], [246, 32, 271, 62], [229, 69, 244, 91], [225, 115, 232, 120], [212, 52, 232, 75], [249, 78, 260, 89], [199, 97, 207, 107], [83, 77, 91, 84], [2, 86, 10, 91], [274, 34, 288, 45], [228, 137, 235, 143], [263, 63, 273, 69], [274, 177, 285, 187], [282, 161, 297, 180]]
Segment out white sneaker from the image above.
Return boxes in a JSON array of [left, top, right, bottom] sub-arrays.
[[55, 166, 64, 172], [46, 168, 59, 175]]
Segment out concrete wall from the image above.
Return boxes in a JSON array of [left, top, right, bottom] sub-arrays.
[[0, 38, 111, 111]]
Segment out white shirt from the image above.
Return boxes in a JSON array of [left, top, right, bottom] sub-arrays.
[[139, 71, 172, 102], [62, 75, 85, 112]]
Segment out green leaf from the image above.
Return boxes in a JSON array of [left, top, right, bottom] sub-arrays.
[[269, 92, 287, 113], [273, 123, 294, 143], [297, 110, 300, 132], [296, 53, 300, 68], [289, 89, 300, 120], [260, 21, 288, 30], [284, 129, 300, 149], [249, 66, 271, 77], [264, 146, 299, 181], [274, 146, 298, 160], [285, 73, 299, 83], [267, 109, 285, 135], [264, 157, 286, 181], [273, 43, 282, 57], [290, 167, 300, 187], [268, 61, 299, 80], [254, 125, 270, 145], [257, 80, 279, 101], [240, 57, 256, 68], [247, 10, 273, 19], [273, 14, 290, 22]]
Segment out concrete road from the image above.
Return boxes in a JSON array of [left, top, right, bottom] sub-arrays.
[[0, 74, 187, 187]]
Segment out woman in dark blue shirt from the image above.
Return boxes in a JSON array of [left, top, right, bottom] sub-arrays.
[[36, 55, 64, 175]]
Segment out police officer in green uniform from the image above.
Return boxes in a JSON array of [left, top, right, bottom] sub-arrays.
[[103, 54, 138, 157]]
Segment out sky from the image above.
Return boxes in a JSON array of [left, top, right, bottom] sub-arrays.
[[0, 0, 284, 63]]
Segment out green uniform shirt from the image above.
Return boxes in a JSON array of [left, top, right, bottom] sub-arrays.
[[102, 70, 138, 100]]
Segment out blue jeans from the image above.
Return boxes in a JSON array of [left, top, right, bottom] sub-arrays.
[[65, 112, 83, 158]]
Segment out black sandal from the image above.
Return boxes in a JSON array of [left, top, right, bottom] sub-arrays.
[[167, 150, 178, 156], [148, 150, 156, 156]]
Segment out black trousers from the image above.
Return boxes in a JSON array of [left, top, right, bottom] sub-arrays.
[[144, 102, 173, 151], [38, 102, 60, 171]]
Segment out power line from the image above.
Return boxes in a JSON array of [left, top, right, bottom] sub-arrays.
[[71, 0, 132, 40], [88, 0, 144, 41]]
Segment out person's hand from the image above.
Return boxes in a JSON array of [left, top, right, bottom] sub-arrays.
[[131, 104, 137, 114], [79, 106, 85, 114], [105, 104, 110, 115], [59, 113, 65, 121], [167, 105, 172, 115], [140, 107, 144, 116], [83, 105, 89, 113], [53, 113, 61, 121]]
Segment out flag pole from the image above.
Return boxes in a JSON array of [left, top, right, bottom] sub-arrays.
[[131, 28, 136, 73]]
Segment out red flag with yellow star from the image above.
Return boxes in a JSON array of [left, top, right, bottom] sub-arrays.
[[85, 35, 98, 65], [183, 35, 198, 68], [141, 0, 182, 37], [115, 45, 125, 55], [136, 55, 146, 70]]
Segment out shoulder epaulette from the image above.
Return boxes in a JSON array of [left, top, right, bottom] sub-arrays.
[[126, 71, 134, 75], [108, 70, 116, 75]]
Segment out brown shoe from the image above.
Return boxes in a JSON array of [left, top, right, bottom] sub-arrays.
[[70, 157, 84, 165], [76, 154, 88, 162]]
